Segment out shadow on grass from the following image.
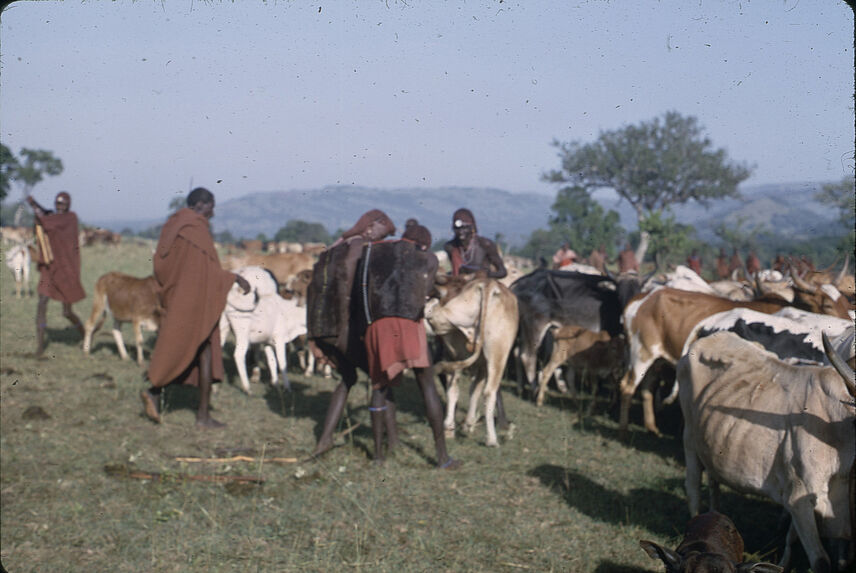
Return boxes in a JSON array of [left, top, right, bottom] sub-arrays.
[[592, 562, 650, 573], [529, 463, 790, 567]]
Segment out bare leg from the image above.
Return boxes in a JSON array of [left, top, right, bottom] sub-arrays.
[[384, 385, 400, 451], [369, 388, 387, 463], [414, 365, 459, 469], [140, 386, 162, 424], [311, 381, 349, 457], [35, 295, 49, 356], [62, 302, 85, 339], [196, 340, 225, 429]]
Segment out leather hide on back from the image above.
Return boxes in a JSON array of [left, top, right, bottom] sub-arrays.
[[358, 240, 438, 324]]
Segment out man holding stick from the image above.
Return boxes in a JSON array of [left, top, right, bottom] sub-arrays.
[[25, 192, 86, 356]]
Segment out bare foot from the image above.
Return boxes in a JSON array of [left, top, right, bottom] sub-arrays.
[[309, 439, 334, 459], [195, 417, 226, 430], [437, 457, 462, 471], [140, 390, 161, 424]]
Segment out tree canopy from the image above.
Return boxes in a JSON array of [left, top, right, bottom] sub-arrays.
[[0, 144, 19, 202], [544, 111, 752, 259], [273, 220, 331, 244]]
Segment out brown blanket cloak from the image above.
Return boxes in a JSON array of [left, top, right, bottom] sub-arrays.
[[147, 208, 236, 388], [36, 211, 85, 303]]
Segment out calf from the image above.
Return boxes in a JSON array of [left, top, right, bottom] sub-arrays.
[[4, 242, 32, 298], [425, 277, 518, 447], [219, 266, 305, 393], [83, 272, 161, 365], [534, 325, 625, 408], [640, 511, 782, 573]]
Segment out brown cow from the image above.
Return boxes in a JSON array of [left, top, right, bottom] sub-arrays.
[[83, 272, 161, 365], [640, 511, 782, 573], [535, 325, 625, 408], [222, 251, 316, 290]]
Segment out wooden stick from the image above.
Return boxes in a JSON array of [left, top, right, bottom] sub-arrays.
[[175, 456, 297, 464], [104, 465, 264, 484], [335, 422, 362, 438]]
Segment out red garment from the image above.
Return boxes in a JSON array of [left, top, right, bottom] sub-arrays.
[[364, 317, 430, 389], [686, 255, 702, 275], [35, 211, 85, 303], [147, 208, 236, 387]]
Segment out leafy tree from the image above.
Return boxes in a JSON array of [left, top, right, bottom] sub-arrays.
[[637, 210, 696, 267], [11, 148, 64, 197], [214, 230, 236, 245], [544, 111, 752, 260], [549, 185, 623, 256], [273, 220, 332, 244], [814, 175, 855, 254], [0, 144, 20, 202], [515, 227, 565, 264], [168, 196, 186, 213]]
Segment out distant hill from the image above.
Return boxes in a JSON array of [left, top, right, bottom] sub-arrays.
[[92, 181, 845, 248]]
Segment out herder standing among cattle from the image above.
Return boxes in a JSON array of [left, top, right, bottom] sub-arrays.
[[362, 223, 459, 468], [25, 192, 86, 357], [140, 187, 250, 429], [308, 209, 397, 457], [443, 208, 507, 279], [617, 242, 639, 274]]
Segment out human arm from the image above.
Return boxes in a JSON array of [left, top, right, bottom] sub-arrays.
[[26, 196, 51, 220], [482, 238, 507, 279]]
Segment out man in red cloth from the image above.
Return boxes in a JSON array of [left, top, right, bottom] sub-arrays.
[[140, 187, 249, 429], [362, 223, 457, 468], [617, 242, 639, 274], [26, 192, 86, 356], [443, 208, 506, 279], [685, 248, 703, 276]]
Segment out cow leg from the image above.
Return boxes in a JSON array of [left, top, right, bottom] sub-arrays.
[[263, 345, 280, 386], [133, 319, 145, 366], [274, 338, 290, 391], [109, 319, 130, 361], [536, 346, 568, 407], [787, 498, 832, 573], [618, 358, 655, 437], [779, 521, 798, 572], [233, 339, 252, 394], [464, 372, 486, 436], [639, 376, 662, 436], [482, 365, 504, 447], [82, 296, 106, 357], [683, 430, 703, 516], [443, 371, 460, 437], [494, 389, 509, 431]]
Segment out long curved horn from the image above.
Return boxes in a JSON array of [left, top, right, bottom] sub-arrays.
[[835, 252, 850, 286], [822, 332, 855, 397], [790, 268, 817, 293], [820, 254, 841, 275]]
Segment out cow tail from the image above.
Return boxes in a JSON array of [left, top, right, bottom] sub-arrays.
[[435, 281, 490, 374]]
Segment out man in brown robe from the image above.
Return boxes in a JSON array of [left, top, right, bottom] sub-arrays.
[[140, 187, 249, 429], [26, 192, 86, 356], [617, 242, 639, 274]]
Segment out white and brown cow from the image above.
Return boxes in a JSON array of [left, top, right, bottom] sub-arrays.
[[678, 331, 854, 573], [425, 277, 518, 447], [221, 251, 316, 294], [83, 272, 161, 365], [618, 283, 852, 437]]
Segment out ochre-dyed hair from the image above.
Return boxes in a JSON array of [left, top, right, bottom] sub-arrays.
[[452, 208, 477, 233], [341, 209, 395, 240]]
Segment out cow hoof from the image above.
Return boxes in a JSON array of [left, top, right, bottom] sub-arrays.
[[485, 439, 500, 448], [444, 428, 455, 439]]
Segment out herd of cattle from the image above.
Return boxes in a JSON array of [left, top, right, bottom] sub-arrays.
[[2, 224, 855, 572]]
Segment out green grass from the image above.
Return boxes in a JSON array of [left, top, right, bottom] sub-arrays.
[[1, 242, 794, 572]]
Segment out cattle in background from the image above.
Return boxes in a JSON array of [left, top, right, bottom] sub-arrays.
[[1, 226, 33, 245], [222, 251, 316, 295], [678, 331, 854, 573], [534, 325, 625, 408], [511, 269, 643, 398], [83, 272, 161, 365], [618, 282, 853, 437], [80, 227, 121, 247], [219, 266, 304, 393], [640, 511, 783, 573], [426, 276, 518, 447], [237, 239, 264, 252], [4, 241, 32, 298]]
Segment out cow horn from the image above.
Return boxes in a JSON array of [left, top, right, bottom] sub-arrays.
[[822, 332, 855, 397], [790, 268, 817, 293], [820, 254, 841, 275], [835, 252, 850, 286]]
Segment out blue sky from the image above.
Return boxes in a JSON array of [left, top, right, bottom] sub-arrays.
[[1, 0, 853, 222]]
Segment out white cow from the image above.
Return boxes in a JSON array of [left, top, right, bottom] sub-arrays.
[[219, 266, 306, 394], [678, 331, 854, 573], [4, 242, 31, 298]]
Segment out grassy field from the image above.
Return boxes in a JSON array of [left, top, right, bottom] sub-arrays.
[[0, 241, 797, 572]]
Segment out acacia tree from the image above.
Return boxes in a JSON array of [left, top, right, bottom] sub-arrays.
[[0, 144, 19, 202], [549, 185, 623, 256], [2, 147, 64, 225], [544, 111, 752, 260]]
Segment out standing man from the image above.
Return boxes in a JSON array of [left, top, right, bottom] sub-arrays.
[[746, 250, 761, 277], [617, 242, 639, 274], [308, 209, 397, 457], [362, 223, 458, 468], [26, 192, 86, 356], [728, 247, 744, 279], [552, 242, 577, 269], [685, 248, 703, 276], [140, 187, 249, 429], [715, 247, 730, 280], [587, 244, 607, 274], [443, 208, 507, 279]]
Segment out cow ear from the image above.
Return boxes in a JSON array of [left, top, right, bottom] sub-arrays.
[[736, 563, 783, 573], [639, 540, 682, 571]]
